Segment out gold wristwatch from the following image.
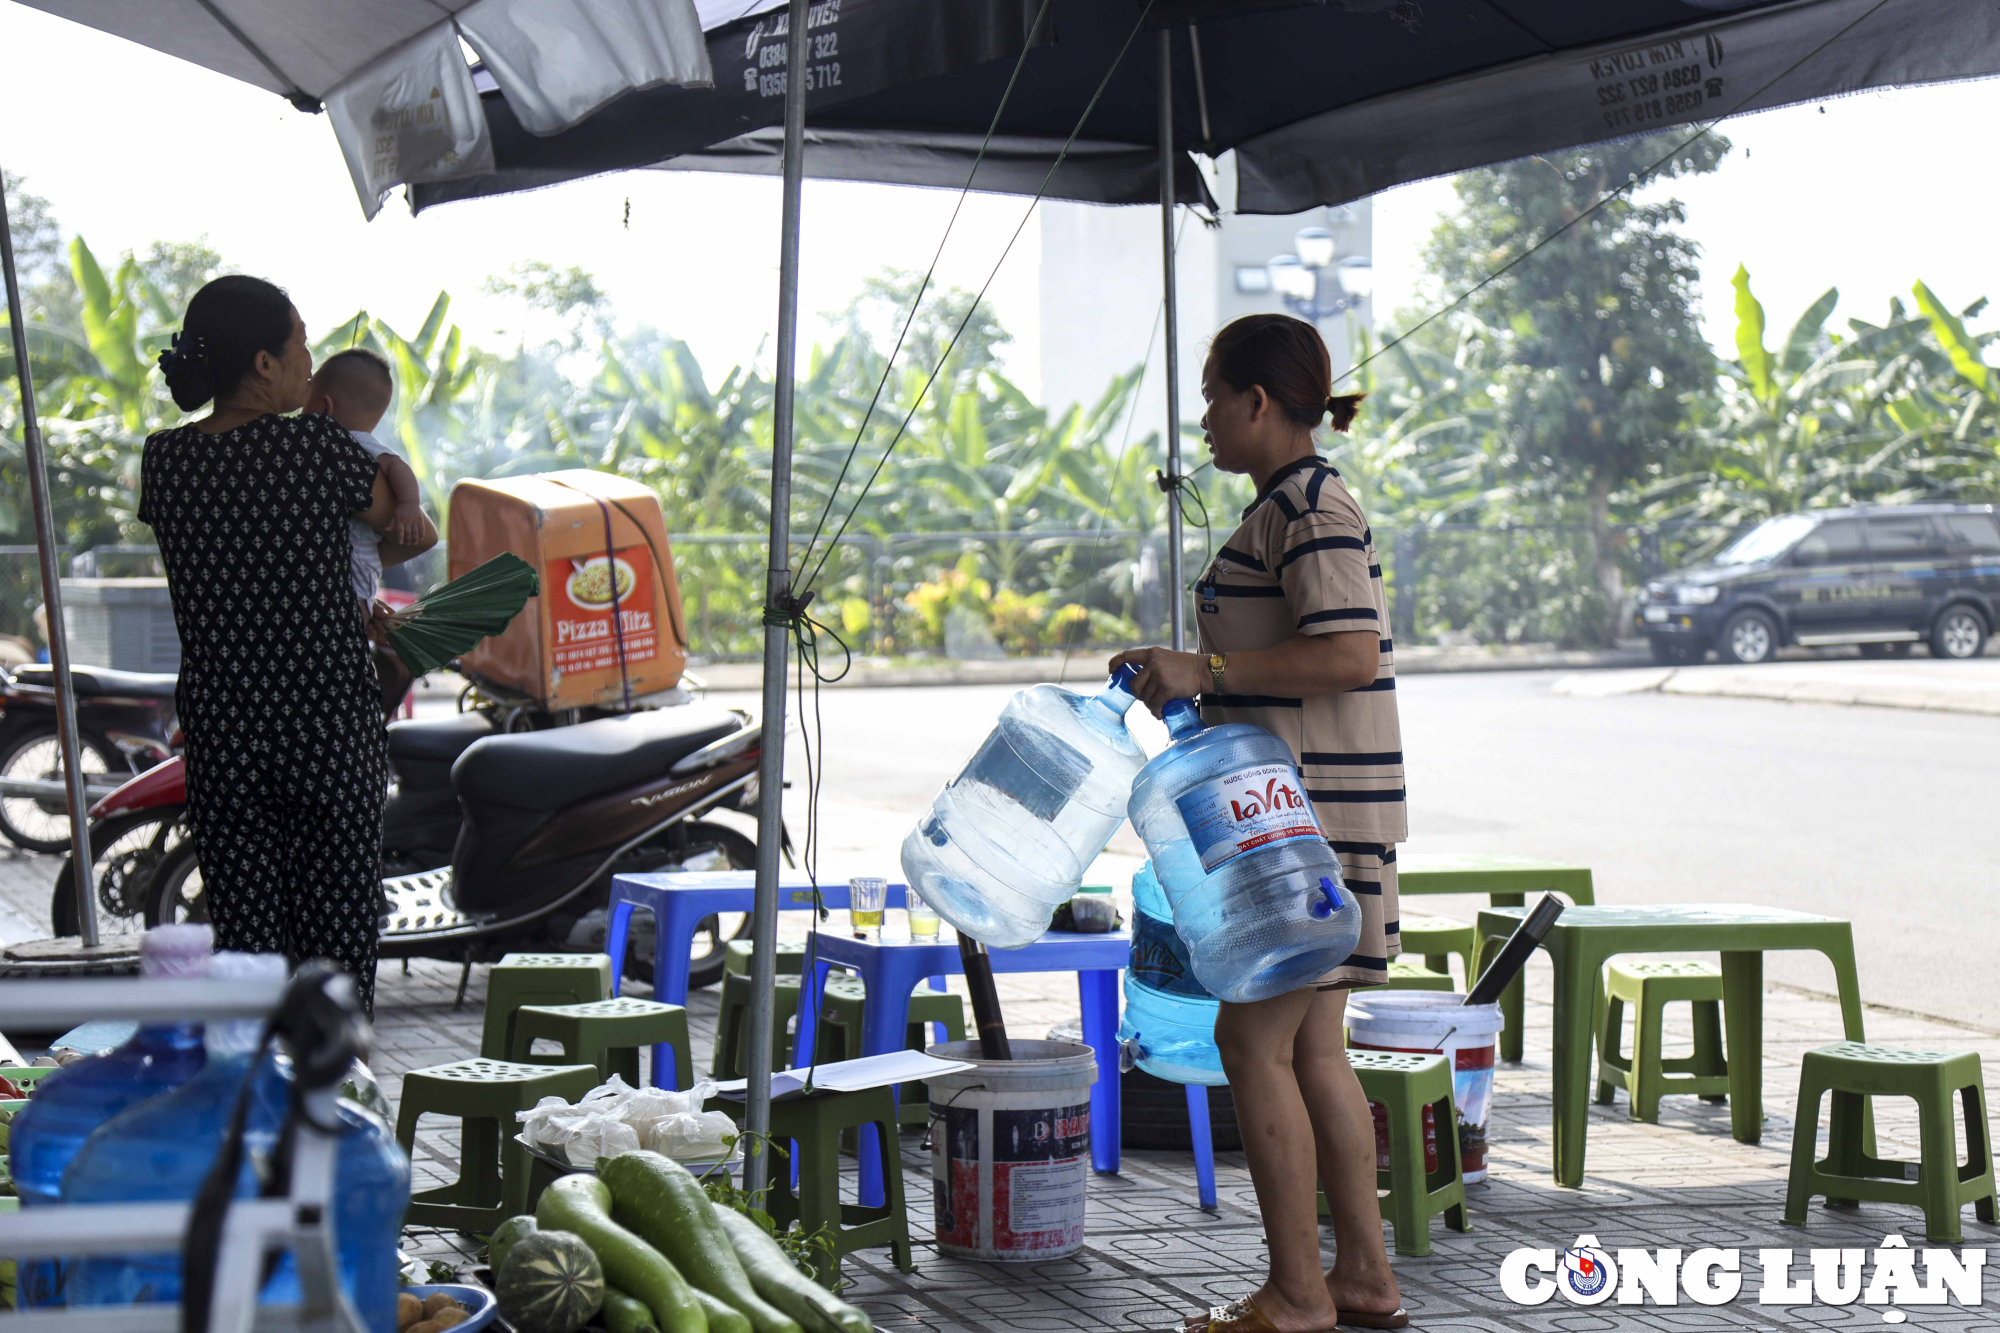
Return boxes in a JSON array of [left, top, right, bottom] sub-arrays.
[[1207, 653, 1227, 692]]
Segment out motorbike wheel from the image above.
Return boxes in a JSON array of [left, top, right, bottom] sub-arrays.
[[142, 839, 208, 927], [0, 727, 119, 853], [601, 819, 756, 992], [50, 808, 189, 938], [677, 820, 758, 991]]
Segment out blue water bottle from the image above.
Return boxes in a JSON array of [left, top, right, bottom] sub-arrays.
[[63, 952, 411, 1332], [9, 924, 213, 1308], [1116, 862, 1226, 1085], [1128, 700, 1362, 1003]]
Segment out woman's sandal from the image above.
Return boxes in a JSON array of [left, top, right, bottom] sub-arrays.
[[1183, 1297, 1410, 1332]]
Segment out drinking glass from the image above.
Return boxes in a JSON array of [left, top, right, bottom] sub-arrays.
[[848, 876, 887, 942], [906, 886, 941, 940]]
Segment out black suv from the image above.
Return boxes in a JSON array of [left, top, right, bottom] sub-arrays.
[[1635, 504, 2000, 665]]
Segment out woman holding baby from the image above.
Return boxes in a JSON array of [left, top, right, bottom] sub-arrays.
[[143, 275, 434, 1014]]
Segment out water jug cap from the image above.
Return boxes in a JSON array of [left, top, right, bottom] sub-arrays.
[[1108, 662, 1140, 693], [206, 952, 287, 1056], [1163, 698, 1202, 734], [140, 923, 213, 979]]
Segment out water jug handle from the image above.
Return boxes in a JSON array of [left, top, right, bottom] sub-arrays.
[[1108, 662, 1141, 693], [1309, 877, 1341, 919]]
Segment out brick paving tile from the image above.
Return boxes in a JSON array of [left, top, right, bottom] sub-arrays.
[[6, 841, 2000, 1329]]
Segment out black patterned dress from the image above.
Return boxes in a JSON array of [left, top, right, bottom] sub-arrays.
[[139, 412, 386, 1012]]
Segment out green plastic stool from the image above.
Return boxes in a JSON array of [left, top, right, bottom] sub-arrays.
[[507, 997, 694, 1091], [1784, 1042, 1999, 1244], [1381, 959, 1456, 992], [396, 1057, 600, 1231], [713, 973, 804, 1079], [817, 980, 968, 1126], [1397, 915, 1477, 987], [1593, 960, 1729, 1121], [727, 1086, 914, 1283], [1317, 1052, 1469, 1256], [723, 941, 806, 978], [480, 953, 612, 1060]]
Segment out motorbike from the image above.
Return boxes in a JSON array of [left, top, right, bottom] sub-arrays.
[[62, 702, 779, 990], [0, 662, 179, 852]]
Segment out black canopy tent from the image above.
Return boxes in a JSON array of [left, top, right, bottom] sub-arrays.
[[9, 0, 2000, 1190]]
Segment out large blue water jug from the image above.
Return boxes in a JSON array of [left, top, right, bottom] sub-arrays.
[[63, 953, 410, 1332], [10, 924, 212, 1308], [1116, 862, 1225, 1085], [1128, 700, 1362, 1003], [901, 666, 1146, 946]]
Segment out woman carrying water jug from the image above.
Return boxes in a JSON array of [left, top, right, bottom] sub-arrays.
[[1113, 313, 1408, 1333]]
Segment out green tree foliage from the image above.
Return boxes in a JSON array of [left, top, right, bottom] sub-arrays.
[[1415, 134, 1728, 641]]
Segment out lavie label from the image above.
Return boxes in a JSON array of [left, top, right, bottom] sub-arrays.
[[1174, 763, 1322, 872]]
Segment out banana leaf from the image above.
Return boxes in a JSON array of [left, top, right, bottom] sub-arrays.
[[384, 553, 539, 676]]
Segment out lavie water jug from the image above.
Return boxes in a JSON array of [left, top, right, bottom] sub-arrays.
[[9, 924, 212, 1308], [1116, 861, 1225, 1085], [901, 666, 1146, 946], [1128, 700, 1362, 1002], [63, 953, 411, 1332]]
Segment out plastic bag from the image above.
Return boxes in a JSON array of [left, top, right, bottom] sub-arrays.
[[642, 1110, 739, 1162], [562, 1114, 642, 1168]]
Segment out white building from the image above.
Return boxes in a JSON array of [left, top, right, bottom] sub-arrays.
[[1038, 159, 1374, 454]]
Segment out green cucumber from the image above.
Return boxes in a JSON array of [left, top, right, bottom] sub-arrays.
[[602, 1286, 660, 1333], [710, 1208, 871, 1333], [537, 1174, 706, 1333], [601, 1152, 801, 1333], [489, 1214, 540, 1277], [690, 1289, 752, 1333]]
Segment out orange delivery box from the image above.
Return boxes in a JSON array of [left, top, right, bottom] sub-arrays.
[[446, 470, 688, 710]]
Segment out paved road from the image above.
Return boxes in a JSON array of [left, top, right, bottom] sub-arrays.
[[720, 670, 2000, 1028]]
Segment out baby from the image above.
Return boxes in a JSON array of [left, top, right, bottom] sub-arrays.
[[303, 348, 425, 605]]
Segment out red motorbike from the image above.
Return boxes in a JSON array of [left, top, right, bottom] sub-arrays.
[[54, 703, 780, 988]]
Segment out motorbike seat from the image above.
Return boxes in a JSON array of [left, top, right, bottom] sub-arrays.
[[387, 711, 498, 765], [453, 705, 744, 812], [12, 664, 178, 700]]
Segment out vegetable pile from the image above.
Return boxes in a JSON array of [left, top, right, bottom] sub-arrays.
[[490, 1151, 872, 1333]]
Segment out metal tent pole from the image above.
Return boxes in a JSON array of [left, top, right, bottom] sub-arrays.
[[742, 0, 811, 1198], [1, 173, 98, 946], [1159, 32, 1185, 653]]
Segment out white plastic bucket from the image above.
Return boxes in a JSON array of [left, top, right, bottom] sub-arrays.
[[925, 1039, 1098, 1261], [1346, 992, 1503, 1183]]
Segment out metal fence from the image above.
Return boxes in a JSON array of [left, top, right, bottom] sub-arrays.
[[0, 520, 1741, 664]]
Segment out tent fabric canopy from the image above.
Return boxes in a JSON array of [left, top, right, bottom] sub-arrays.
[[401, 0, 2000, 215], [27, 0, 2000, 212]]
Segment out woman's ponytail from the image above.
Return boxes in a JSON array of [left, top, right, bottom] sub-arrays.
[[1326, 393, 1364, 433]]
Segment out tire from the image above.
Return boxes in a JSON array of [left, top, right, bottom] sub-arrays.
[[1929, 605, 1990, 660], [1121, 1068, 1241, 1152], [50, 808, 189, 938], [0, 728, 118, 853], [672, 820, 758, 991], [1717, 609, 1779, 665], [142, 839, 208, 927], [1858, 641, 1912, 660]]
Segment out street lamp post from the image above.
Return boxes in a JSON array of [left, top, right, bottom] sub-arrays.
[[1267, 226, 1372, 323]]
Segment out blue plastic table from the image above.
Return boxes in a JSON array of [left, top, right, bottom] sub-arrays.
[[605, 870, 909, 1087], [792, 927, 1130, 1207]]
